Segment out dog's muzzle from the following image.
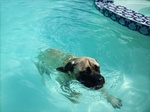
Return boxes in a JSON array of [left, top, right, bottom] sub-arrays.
[[77, 73, 105, 90], [93, 76, 105, 90]]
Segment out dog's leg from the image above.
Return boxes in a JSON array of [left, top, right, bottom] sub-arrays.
[[101, 88, 122, 109], [60, 92, 80, 103], [59, 82, 81, 103]]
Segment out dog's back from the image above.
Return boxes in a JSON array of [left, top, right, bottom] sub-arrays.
[[35, 48, 73, 75]]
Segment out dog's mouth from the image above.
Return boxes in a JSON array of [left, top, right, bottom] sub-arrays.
[[93, 84, 103, 90], [78, 80, 104, 90]]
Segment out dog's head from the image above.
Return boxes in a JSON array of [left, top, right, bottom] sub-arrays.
[[56, 57, 105, 89]]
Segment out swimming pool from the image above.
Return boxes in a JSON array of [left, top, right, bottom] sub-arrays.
[[0, 0, 150, 112]]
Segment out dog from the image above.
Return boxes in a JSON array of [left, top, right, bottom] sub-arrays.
[[35, 48, 122, 109]]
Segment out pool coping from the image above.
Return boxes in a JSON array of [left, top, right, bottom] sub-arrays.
[[94, 0, 150, 36]]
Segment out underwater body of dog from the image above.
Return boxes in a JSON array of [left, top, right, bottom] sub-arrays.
[[35, 48, 122, 109]]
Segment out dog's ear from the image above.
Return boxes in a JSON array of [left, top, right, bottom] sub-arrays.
[[56, 67, 65, 72], [56, 61, 76, 73]]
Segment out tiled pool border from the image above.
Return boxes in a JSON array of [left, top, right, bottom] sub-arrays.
[[94, 0, 150, 36]]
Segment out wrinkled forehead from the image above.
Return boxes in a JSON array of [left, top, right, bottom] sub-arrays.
[[86, 57, 99, 66], [73, 57, 100, 74], [76, 57, 99, 67]]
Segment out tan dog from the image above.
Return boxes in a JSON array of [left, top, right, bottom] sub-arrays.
[[35, 48, 122, 109]]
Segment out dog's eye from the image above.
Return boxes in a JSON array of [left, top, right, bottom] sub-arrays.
[[86, 67, 91, 74], [95, 65, 100, 72], [80, 67, 91, 75]]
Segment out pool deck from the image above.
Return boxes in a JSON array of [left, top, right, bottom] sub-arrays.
[[94, 0, 150, 36], [115, 0, 150, 16]]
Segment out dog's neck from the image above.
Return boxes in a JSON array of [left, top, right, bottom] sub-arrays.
[[67, 71, 76, 80]]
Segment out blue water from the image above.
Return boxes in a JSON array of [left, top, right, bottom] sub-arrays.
[[1, 0, 150, 112]]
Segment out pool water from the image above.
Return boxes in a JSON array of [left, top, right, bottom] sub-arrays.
[[0, 0, 150, 112]]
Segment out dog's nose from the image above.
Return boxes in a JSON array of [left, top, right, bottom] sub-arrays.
[[99, 77, 103, 81], [99, 76, 105, 84]]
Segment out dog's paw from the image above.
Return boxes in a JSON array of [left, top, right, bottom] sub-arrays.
[[69, 98, 80, 104], [70, 90, 81, 98], [107, 95, 122, 109]]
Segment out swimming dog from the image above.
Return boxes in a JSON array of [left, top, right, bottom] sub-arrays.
[[35, 48, 122, 109]]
